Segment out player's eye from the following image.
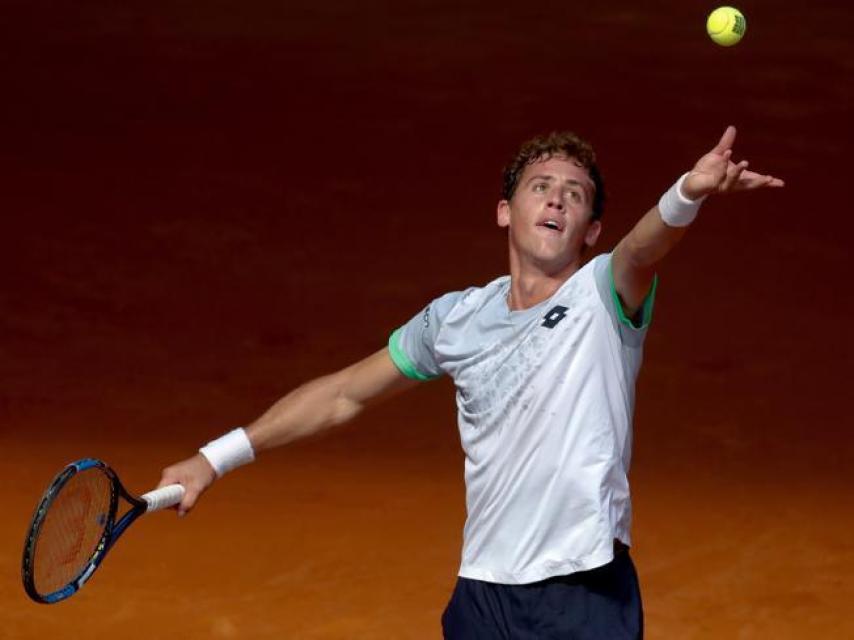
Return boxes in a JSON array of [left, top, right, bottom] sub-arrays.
[[561, 190, 581, 204], [533, 183, 548, 193]]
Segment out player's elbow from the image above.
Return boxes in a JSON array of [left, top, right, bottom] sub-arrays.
[[331, 394, 364, 425], [323, 369, 365, 426]]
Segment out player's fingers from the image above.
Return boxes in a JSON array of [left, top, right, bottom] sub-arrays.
[[156, 455, 216, 516], [753, 175, 785, 188], [174, 480, 207, 516], [736, 169, 766, 188], [157, 469, 180, 490], [177, 489, 200, 517], [705, 149, 733, 181], [156, 471, 186, 512], [736, 170, 784, 190], [722, 159, 748, 191], [711, 125, 737, 154]]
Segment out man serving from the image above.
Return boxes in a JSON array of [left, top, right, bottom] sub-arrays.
[[159, 126, 783, 638]]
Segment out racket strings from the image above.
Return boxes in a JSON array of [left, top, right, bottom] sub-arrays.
[[32, 469, 112, 596]]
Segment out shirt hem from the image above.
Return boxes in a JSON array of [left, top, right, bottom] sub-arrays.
[[457, 539, 629, 585]]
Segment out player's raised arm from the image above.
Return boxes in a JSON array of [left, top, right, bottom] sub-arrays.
[[158, 348, 417, 515], [611, 125, 784, 318]]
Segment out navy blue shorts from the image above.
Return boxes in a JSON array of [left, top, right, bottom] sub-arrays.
[[442, 549, 643, 639]]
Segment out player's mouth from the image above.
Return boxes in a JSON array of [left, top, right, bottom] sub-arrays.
[[536, 217, 564, 234]]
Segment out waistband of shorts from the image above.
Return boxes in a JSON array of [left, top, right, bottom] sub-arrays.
[[614, 539, 630, 555]]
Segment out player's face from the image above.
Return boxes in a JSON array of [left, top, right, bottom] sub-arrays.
[[497, 155, 601, 273]]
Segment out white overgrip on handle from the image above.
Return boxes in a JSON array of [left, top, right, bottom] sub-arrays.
[[141, 484, 186, 513]]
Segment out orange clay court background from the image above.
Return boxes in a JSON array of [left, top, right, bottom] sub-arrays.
[[2, 1, 852, 638]]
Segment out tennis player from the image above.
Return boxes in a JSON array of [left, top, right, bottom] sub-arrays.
[[159, 125, 782, 638]]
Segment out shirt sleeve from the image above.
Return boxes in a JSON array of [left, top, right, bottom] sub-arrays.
[[592, 253, 657, 343], [388, 290, 464, 381]]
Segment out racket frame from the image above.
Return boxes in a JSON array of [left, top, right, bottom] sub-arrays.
[[22, 458, 149, 604]]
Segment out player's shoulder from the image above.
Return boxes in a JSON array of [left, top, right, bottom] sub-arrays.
[[555, 253, 613, 307], [551, 253, 610, 295], [584, 252, 613, 285], [586, 252, 612, 272], [429, 275, 509, 318]]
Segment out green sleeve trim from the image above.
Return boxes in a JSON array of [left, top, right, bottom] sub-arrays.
[[388, 328, 438, 381], [609, 258, 658, 330]]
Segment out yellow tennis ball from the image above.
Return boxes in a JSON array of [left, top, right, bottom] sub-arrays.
[[706, 6, 746, 47]]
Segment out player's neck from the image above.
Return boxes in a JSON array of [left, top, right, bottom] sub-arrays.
[[507, 256, 582, 311]]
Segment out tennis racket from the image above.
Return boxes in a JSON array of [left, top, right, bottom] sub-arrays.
[[22, 458, 185, 604]]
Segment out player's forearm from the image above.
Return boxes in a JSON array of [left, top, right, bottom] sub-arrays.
[[193, 350, 412, 480], [246, 371, 362, 453], [158, 384, 353, 515], [616, 204, 689, 270], [612, 174, 705, 315]]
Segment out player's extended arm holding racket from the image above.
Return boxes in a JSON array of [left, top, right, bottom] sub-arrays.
[[158, 347, 417, 516], [611, 125, 784, 318]]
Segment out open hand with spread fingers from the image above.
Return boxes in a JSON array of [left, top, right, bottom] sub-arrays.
[[682, 126, 785, 201]]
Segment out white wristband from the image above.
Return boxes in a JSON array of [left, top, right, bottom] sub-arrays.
[[199, 428, 255, 477], [658, 173, 707, 227]]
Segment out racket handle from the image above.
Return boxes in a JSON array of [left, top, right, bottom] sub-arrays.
[[141, 484, 186, 512]]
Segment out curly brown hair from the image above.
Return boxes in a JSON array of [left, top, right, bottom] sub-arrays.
[[501, 131, 605, 221]]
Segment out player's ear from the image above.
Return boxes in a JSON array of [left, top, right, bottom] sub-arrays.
[[497, 200, 511, 228], [584, 219, 602, 248]]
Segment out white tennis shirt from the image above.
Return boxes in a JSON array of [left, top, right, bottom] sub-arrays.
[[388, 253, 656, 584]]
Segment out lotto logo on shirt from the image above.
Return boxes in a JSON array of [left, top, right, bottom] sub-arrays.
[[542, 305, 568, 329]]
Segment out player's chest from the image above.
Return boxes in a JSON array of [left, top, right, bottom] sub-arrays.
[[439, 287, 602, 384]]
